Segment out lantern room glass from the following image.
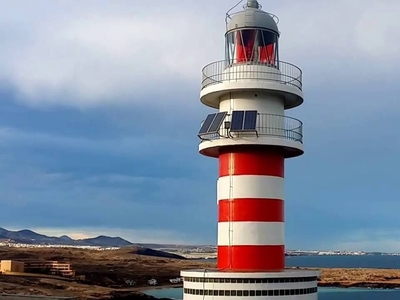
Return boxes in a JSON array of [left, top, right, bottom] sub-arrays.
[[225, 29, 279, 66]]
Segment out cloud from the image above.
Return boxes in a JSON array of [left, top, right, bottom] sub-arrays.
[[0, 0, 219, 108], [0, 0, 399, 108], [0, 145, 217, 243], [354, 2, 400, 59], [0, 125, 193, 160]]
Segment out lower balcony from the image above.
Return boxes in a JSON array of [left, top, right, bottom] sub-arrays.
[[198, 111, 303, 158]]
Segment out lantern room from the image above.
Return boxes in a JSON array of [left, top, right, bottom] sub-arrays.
[[225, 0, 280, 65]]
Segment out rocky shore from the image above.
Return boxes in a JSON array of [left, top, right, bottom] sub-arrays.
[[1, 247, 400, 299], [317, 267, 400, 289]]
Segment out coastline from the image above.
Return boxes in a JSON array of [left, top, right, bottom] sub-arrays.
[[2, 247, 400, 299], [136, 284, 184, 292]]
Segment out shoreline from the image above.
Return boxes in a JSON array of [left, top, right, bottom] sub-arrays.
[[137, 284, 184, 292]]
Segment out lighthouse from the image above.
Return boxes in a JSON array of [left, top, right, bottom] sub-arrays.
[[181, 0, 319, 299]]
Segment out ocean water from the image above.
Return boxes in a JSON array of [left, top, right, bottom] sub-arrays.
[[286, 255, 400, 269], [145, 255, 400, 299], [200, 255, 400, 269]]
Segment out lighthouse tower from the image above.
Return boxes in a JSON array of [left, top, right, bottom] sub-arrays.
[[181, 0, 319, 299]]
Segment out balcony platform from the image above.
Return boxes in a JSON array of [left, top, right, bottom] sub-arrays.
[[199, 137, 303, 158], [198, 113, 304, 158], [200, 60, 304, 110]]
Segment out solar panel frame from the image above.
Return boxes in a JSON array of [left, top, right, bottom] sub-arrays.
[[207, 112, 228, 134], [230, 111, 245, 131], [243, 110, 258, 131], [198, 113, 216, 136]]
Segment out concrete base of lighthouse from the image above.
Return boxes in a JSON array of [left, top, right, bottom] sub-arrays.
[[181, 269, 319, 300]]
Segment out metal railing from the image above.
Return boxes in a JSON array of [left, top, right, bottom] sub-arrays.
[[201, 60, 302, 91], [199, 113, 303, 143]]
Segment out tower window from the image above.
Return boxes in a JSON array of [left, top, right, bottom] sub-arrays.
[[226, 29, 279, 65]]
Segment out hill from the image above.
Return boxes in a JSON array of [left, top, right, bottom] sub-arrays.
[[132, 247, 185, 259], [77, 235, 133, 247], [0, 227, 133, 247]]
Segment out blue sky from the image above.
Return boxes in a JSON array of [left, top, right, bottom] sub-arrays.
[[0, 0, 399, 252]]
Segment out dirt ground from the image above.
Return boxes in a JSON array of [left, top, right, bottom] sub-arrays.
[[1, 247, 400, 299], [318, 267, 400, 288]]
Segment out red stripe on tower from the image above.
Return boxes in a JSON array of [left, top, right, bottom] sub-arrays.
[[218, 199, 284, 222], [219, 148, 284, 177], [218, 245, 285, 271], [217, 146, 285, 271]]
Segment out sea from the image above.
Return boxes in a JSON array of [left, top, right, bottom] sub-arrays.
[[145, 255, 400, 300]]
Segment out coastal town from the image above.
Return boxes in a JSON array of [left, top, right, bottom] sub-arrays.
[[0, 241, 120, 251], [2, 241, 400, 257]]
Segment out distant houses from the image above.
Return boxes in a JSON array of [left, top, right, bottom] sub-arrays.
[[0, 241, 120, 251], [169, 277, 183, 284], [0, 260, 75, 277], [148, 278, 158, 286], [0, 260, 25, 273]]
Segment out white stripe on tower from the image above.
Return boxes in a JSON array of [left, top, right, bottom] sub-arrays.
[[218, 222, 284, 245], [217, 175, 284, 202]]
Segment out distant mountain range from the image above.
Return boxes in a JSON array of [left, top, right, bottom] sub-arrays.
[[0, 227, 133, 247]]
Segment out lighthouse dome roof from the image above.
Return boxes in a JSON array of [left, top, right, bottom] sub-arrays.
[[226, 6, 279, 35]]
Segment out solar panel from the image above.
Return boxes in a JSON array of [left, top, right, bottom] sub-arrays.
[[208, 112, 227, 134], [243, 110, 257, 130], [230, 110, 258, 133], [198, 113, 216, 135], [230, 111, 245, 131]]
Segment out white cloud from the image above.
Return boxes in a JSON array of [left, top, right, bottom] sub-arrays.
[[0, 0, 399, 108], [354, 2, 400, 59], [0, 149, 216, 242]]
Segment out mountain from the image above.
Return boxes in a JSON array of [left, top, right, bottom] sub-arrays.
[[59, 235, 74, 242], [0, 227, 133, 247]]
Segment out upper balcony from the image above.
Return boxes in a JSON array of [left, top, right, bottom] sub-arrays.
[[200, 60, 303, 110], [198, 110, 304, 158]]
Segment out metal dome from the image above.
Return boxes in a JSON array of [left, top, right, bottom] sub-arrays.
[[226, 1, 279, 35]]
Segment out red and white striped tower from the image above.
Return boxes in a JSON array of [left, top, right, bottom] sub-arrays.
[[217, 147, 285, 271], [182, 1, 319, 299]]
